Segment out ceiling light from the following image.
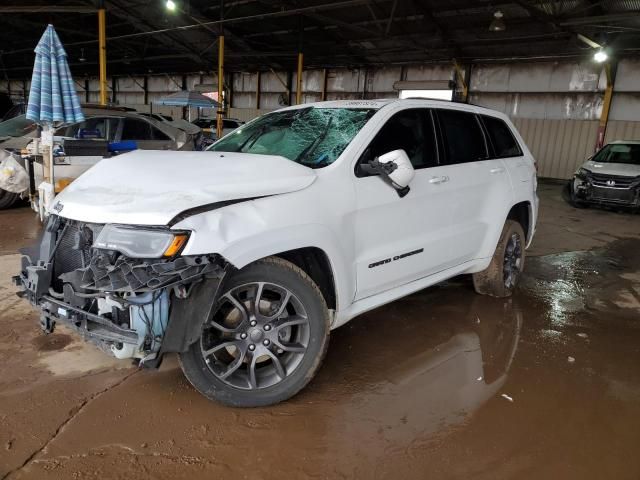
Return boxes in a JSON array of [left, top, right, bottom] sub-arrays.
[[79, 48, 86, 62], [166, 0, 176, 11], [489, 10, 506, 32], [594, 49, 608, 63]]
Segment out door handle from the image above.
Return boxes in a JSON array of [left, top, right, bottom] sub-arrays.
[[490, 167, 505, 174], [429, 175, 449, 184]]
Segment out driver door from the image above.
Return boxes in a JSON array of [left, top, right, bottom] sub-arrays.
[[352, 108, 463, 300]]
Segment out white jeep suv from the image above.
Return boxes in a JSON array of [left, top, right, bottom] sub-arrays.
[[16, 99, 538, 407]]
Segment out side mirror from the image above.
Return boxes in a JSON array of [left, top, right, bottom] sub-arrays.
[[362, 149, 415, 197]]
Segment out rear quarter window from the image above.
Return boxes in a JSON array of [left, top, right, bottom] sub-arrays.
[[481, 115, 523, 158]]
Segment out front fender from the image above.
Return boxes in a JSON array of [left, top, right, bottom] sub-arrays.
[[173, 202, 354, 312]]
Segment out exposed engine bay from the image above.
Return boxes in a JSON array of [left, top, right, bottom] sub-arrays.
[[14, 215, 227, 365]]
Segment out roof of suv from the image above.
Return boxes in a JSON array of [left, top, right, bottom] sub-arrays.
[[278, 98, 503, 117]]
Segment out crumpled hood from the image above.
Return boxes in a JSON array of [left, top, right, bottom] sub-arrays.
[[584, 160, 640, 178], [53, 150, 316, 225]]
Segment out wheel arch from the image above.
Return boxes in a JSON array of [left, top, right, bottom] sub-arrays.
[[216, 225, 351, 315], [270, 247, 337, 311], [507, 201, 532, 244]]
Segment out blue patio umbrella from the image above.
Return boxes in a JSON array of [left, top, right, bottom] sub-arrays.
[[26, 24, 84, 126], [25, 24, 84, 208]]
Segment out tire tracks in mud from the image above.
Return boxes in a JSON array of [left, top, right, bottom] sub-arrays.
[[1, 369, 139, 480]]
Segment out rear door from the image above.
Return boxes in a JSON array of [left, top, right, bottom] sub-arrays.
[[433, 108, 514, 261], [480, 114, 531, 183]]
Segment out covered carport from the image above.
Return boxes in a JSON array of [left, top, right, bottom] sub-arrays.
[[0, 2, 639, 479]]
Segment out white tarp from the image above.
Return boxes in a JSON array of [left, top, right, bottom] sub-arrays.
[[0, 149, 29, 193]]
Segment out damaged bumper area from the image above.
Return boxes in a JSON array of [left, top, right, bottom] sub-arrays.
[[14, 215, 227, 365], [572, 171, 640, 208]]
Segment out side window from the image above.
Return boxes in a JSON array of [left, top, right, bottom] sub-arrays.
[[359, 109, 437, 173], [437, 109, 488, 165], [151, 127, 171, 141], [121, 119, 152, 140], [482, 115, 522, 158]]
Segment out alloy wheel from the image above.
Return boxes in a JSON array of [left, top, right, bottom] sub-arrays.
[[200, 282, 310, 390], [503, 233, 523, 289]]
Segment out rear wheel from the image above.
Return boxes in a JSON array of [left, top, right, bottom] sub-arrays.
[[473, 220, 526, 298], [0, 188, 19, 209], [179, 257, 330, 407]]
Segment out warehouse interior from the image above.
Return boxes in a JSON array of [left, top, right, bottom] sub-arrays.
[[0, 1, 639, 479]]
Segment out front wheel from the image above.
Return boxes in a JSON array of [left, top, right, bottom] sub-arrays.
[[562, 181, 588, 209], [473, 220, 526, 298], [179, 257, 330, 407]]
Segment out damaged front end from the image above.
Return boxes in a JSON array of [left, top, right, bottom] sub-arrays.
[[14, 215, 228, 366], [572, 169, 640, 208]]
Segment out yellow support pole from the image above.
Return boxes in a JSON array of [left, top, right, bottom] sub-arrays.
[[216, 35, 224, 140], [453, 59, 468, 103], [596, 63, 614, 150], [321, 68, 327, 101], [296, 52, 304, 105], [98, 8, 107, 105], [255, 71, 261, 109]]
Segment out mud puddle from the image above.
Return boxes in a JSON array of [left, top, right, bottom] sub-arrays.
[[2, 226, 640, 479]]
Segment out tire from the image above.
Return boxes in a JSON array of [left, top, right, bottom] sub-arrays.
[[179, 257, 330, 407], [562, 181, 588, 209], [473, 220, 526, 298], [0, 188, 19, 209]]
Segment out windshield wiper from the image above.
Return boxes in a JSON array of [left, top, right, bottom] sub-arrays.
[[295, 116, 334, 165], [236, 124, 270, 152]]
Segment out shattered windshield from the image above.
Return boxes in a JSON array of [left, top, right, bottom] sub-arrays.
[[592, 144, 640, 166], [208, 107, 376, 168], [0, 114, 36, 138]]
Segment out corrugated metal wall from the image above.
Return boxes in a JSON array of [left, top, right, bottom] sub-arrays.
[[604, 120, 640, 143], [2, 59, 639, 180], [512, 118, 599, 178]]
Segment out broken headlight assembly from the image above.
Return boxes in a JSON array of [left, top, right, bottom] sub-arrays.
[[576, 167, 591, 180], [93, 224, 189, 258]]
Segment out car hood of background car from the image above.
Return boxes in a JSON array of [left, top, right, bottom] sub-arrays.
[[584, 160, 640, 178], [52, 150, 317, 225]]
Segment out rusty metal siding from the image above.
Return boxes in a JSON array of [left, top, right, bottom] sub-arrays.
[[512, 118, 599, 179]]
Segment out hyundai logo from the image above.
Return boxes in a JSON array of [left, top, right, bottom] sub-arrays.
[[606, 180, 616, 187]]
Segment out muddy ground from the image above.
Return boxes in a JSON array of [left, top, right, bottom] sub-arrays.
[[1, 182, 639, 479]]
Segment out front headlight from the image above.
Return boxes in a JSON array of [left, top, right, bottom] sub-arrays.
[[93, 225, 189, 258], [576, 167, 591, 179]]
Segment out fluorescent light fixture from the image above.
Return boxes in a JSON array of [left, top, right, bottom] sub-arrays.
[[399, 89, 453, 101], [594, 49, 608, 63], [166, 0, 176, 11]]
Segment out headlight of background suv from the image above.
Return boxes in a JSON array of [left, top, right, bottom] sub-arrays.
[[576, 168, 591, 179], [93, 225, 189, 258]]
